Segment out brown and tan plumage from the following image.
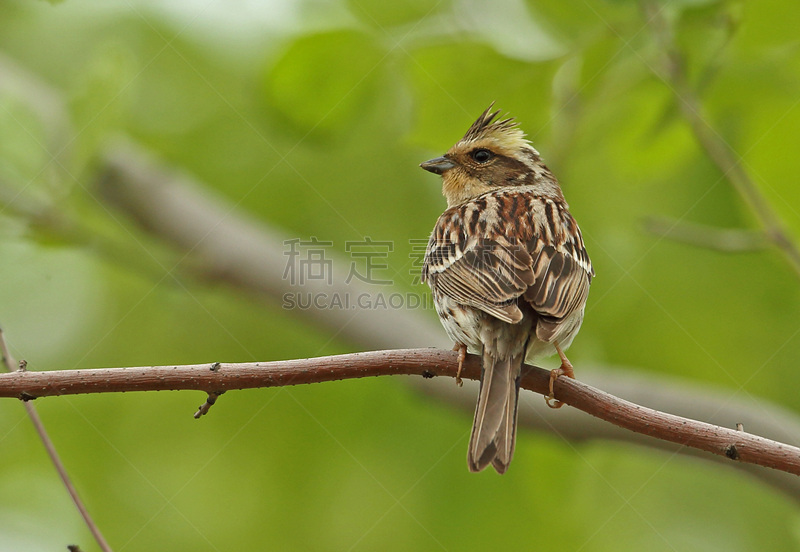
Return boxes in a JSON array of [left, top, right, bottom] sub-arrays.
[[421, 105, 594, 474]]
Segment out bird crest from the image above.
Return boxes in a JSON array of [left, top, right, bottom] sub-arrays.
[[457, 104, 528, 151]]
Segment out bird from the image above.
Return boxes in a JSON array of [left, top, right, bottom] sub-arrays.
[[420, 105, 594, 474]]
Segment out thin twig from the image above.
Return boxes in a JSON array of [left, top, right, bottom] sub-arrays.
[[0, 329, 113, 552], [0, 348, 798, 476], [643, 1, 800, 278], [194, 390, 225, 418]]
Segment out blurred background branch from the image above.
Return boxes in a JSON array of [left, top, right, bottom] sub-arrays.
[[643, 0, 800, 278], [643, 216, 767, 252], [96, 140, 442, 351]]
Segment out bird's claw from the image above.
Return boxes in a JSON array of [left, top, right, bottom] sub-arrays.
[[453, 342, 467, 387], [545, 393, 564, 409], [545, 342, 575, 409], [545, 369, 567, 409]]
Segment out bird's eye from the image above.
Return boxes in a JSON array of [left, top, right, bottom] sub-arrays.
[[471, 149, 493, 163]]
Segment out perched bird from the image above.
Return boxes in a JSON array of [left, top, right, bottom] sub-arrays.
[[421, 105, 594, 474]]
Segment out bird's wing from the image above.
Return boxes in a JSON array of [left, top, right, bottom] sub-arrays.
[[524, 238, 591, 340], [423, 194, 593, 330], [424, 235, 534, 324]]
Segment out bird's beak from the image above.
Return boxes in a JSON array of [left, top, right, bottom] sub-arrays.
[[420, 156, 456, 175]]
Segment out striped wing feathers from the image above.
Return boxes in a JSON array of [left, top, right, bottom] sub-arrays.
[[423, 190, 592, 329]]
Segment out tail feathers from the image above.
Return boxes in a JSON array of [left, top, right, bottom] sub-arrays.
[[467, 347, 522, 474]]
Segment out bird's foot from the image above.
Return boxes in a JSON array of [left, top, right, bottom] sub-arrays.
[[545, 342, 575, 409], [453, 342, 467, 387]]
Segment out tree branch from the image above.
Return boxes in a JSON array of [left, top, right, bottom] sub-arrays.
[[91, 137, 800, 499], [6, 53, 795, 499], [426, 370, 800, 502], [2, 348, 798, 476]]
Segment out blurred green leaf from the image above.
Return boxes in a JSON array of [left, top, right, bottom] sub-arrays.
[[730, 0, 800, 51], [526, 0, 636, 46], [674, 1, 741, 86], [406, 41, 560, 149], [347, 0, 448, 28], [0, 94, 51, 197], [264, 30, 388, 135], [69, 40, 139, 177]]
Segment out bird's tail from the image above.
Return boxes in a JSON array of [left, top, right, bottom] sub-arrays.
[[467, 346, 523, 474]]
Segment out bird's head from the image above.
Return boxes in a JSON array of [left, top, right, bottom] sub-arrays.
[[420, 105, 562, 207]]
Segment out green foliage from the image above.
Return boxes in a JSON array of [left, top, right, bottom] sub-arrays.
[[1, 0, 800, 550], [407, 41, 560, 148], [265, 30, 389, 135], [348, 0, 450, 28]]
